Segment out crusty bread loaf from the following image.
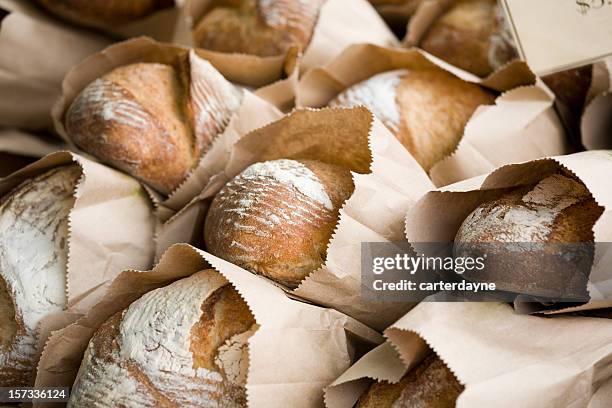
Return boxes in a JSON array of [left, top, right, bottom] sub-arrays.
[[454, 173, 604, 298], [0, 165, 80, 386], [204, 159, 354, 288], [36, 0, 174, 27], [193, 0, 326, 57], [420, 0, 517, 77], [65, 55, 243, 194], [328, 69, 494, 171], [68, 271, 256, 407], [356, 354, 464, 408]]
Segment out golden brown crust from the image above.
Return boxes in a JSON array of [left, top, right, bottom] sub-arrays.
[[36, 0, 174, 27], [193, 0, 325, 57], [65, 58, 242, 195], [204, 159, 354, 288], [420, 0, 517, 77], [357, 354, 464, 408]]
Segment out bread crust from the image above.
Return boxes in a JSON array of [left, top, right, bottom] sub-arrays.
[[420, 0, 517, 77], [68, 272, 256, 407], [356, 354, 464, 408], [65, 56, 243, 194], [454, 173, 604, 298], [0, 165, 80, 386], [328, 69, 494, 171], [36, 0, 174, 27], [204, 159, 354, 288], [193, 0, 325, 57]]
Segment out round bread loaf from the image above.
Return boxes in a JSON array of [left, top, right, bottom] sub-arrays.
[[65, 57, 243, 195], [193, 0, 326, 57], [68, 271, 256, 407], [328, 69, 494, 171], [356, 354, 464, 408], [36, 0, 174, 27], [454, 173, 603, 298], [420, 0, 516, 77], [204, 159, 354, 288], [0, 165, 80, 386]]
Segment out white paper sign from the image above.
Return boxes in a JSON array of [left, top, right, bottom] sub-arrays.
[[502, 0, 612, 75]]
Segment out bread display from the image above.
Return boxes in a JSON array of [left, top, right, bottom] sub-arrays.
[[64, 57, 243, 194], [419, 0, 517, 77], [356, 354, 464, 408], [68, 271, 256, 407], [204, 158, 354, 288], [328, 69, 494, 171], [454, 173, 603, 298], [193, 0, 326, 57], [0, 165, 80, 386], [36, 0, 174, 28]]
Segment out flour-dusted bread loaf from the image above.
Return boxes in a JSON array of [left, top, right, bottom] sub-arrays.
[[68, 271, 256, 407], [193, 0, 326, 57], [0, 165, 81, 386], [454, 173, 604, 298], [36, 0, 174, 27], [419, 0, 516, 77], [356, 354, 464, 408], [204, 159, 354, 288], [65, 55, 243, 195], [328, 69, 494, 171]]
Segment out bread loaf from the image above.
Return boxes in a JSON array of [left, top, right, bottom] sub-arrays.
[[193, 0, 326, 57], [328, 69, 494, 171], [65, 55, 243, 194], [36, 0, 174, 27], [204, 159, 354, 288], [68, 271, 256, 407], [356, 354, 464, 408], [454, 173, 604, 298], [420, 0, 516, 77], [0, 165, 80, 386]]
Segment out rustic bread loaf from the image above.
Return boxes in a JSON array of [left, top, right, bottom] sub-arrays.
[[328, 69, 494, 171], [193, 0, 326, 57], [356, 354, 464, 408], [68, 271, 256, 407], [420, 0, 516, 77], [0, 165, 80, 386], [36, 0, 174, 27], [454, 173, 604, 298], [204, 159, 354, 288], [65, 55, 243, 194]]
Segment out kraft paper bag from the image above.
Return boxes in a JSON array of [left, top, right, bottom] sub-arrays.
[[0, 129, 66, 176], [34, 243, 384, 408], [155, 107, 434, 331], [405, 150, 612, 314], [297, 43, 566, 187]]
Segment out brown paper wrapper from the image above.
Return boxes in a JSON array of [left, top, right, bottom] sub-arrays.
[[327, 302, 612, 407], [0, 129, 66, 176], [405, 150, 612, 314], [156, 107, 434, 331], [0, 151, 155, 392], [297, 44, 566, 187], [186, 0, 398, 72], [35, 243, 383, 407], [0, 7, 110, 129], [51, 37, 285, 215]]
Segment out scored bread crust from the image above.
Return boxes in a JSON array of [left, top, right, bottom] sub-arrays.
[[454, 173, 604, 297], [420, 0, 517, 77], [0, 165, 80, 386], [65, 54, 243, 195], [356, 354, 464, 408], [204, 159, 354, 288], [328, 69, 494, 171], [193, 0, 326, 57], [68, 271, 256, 408], [36, 0, 174, 27]]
